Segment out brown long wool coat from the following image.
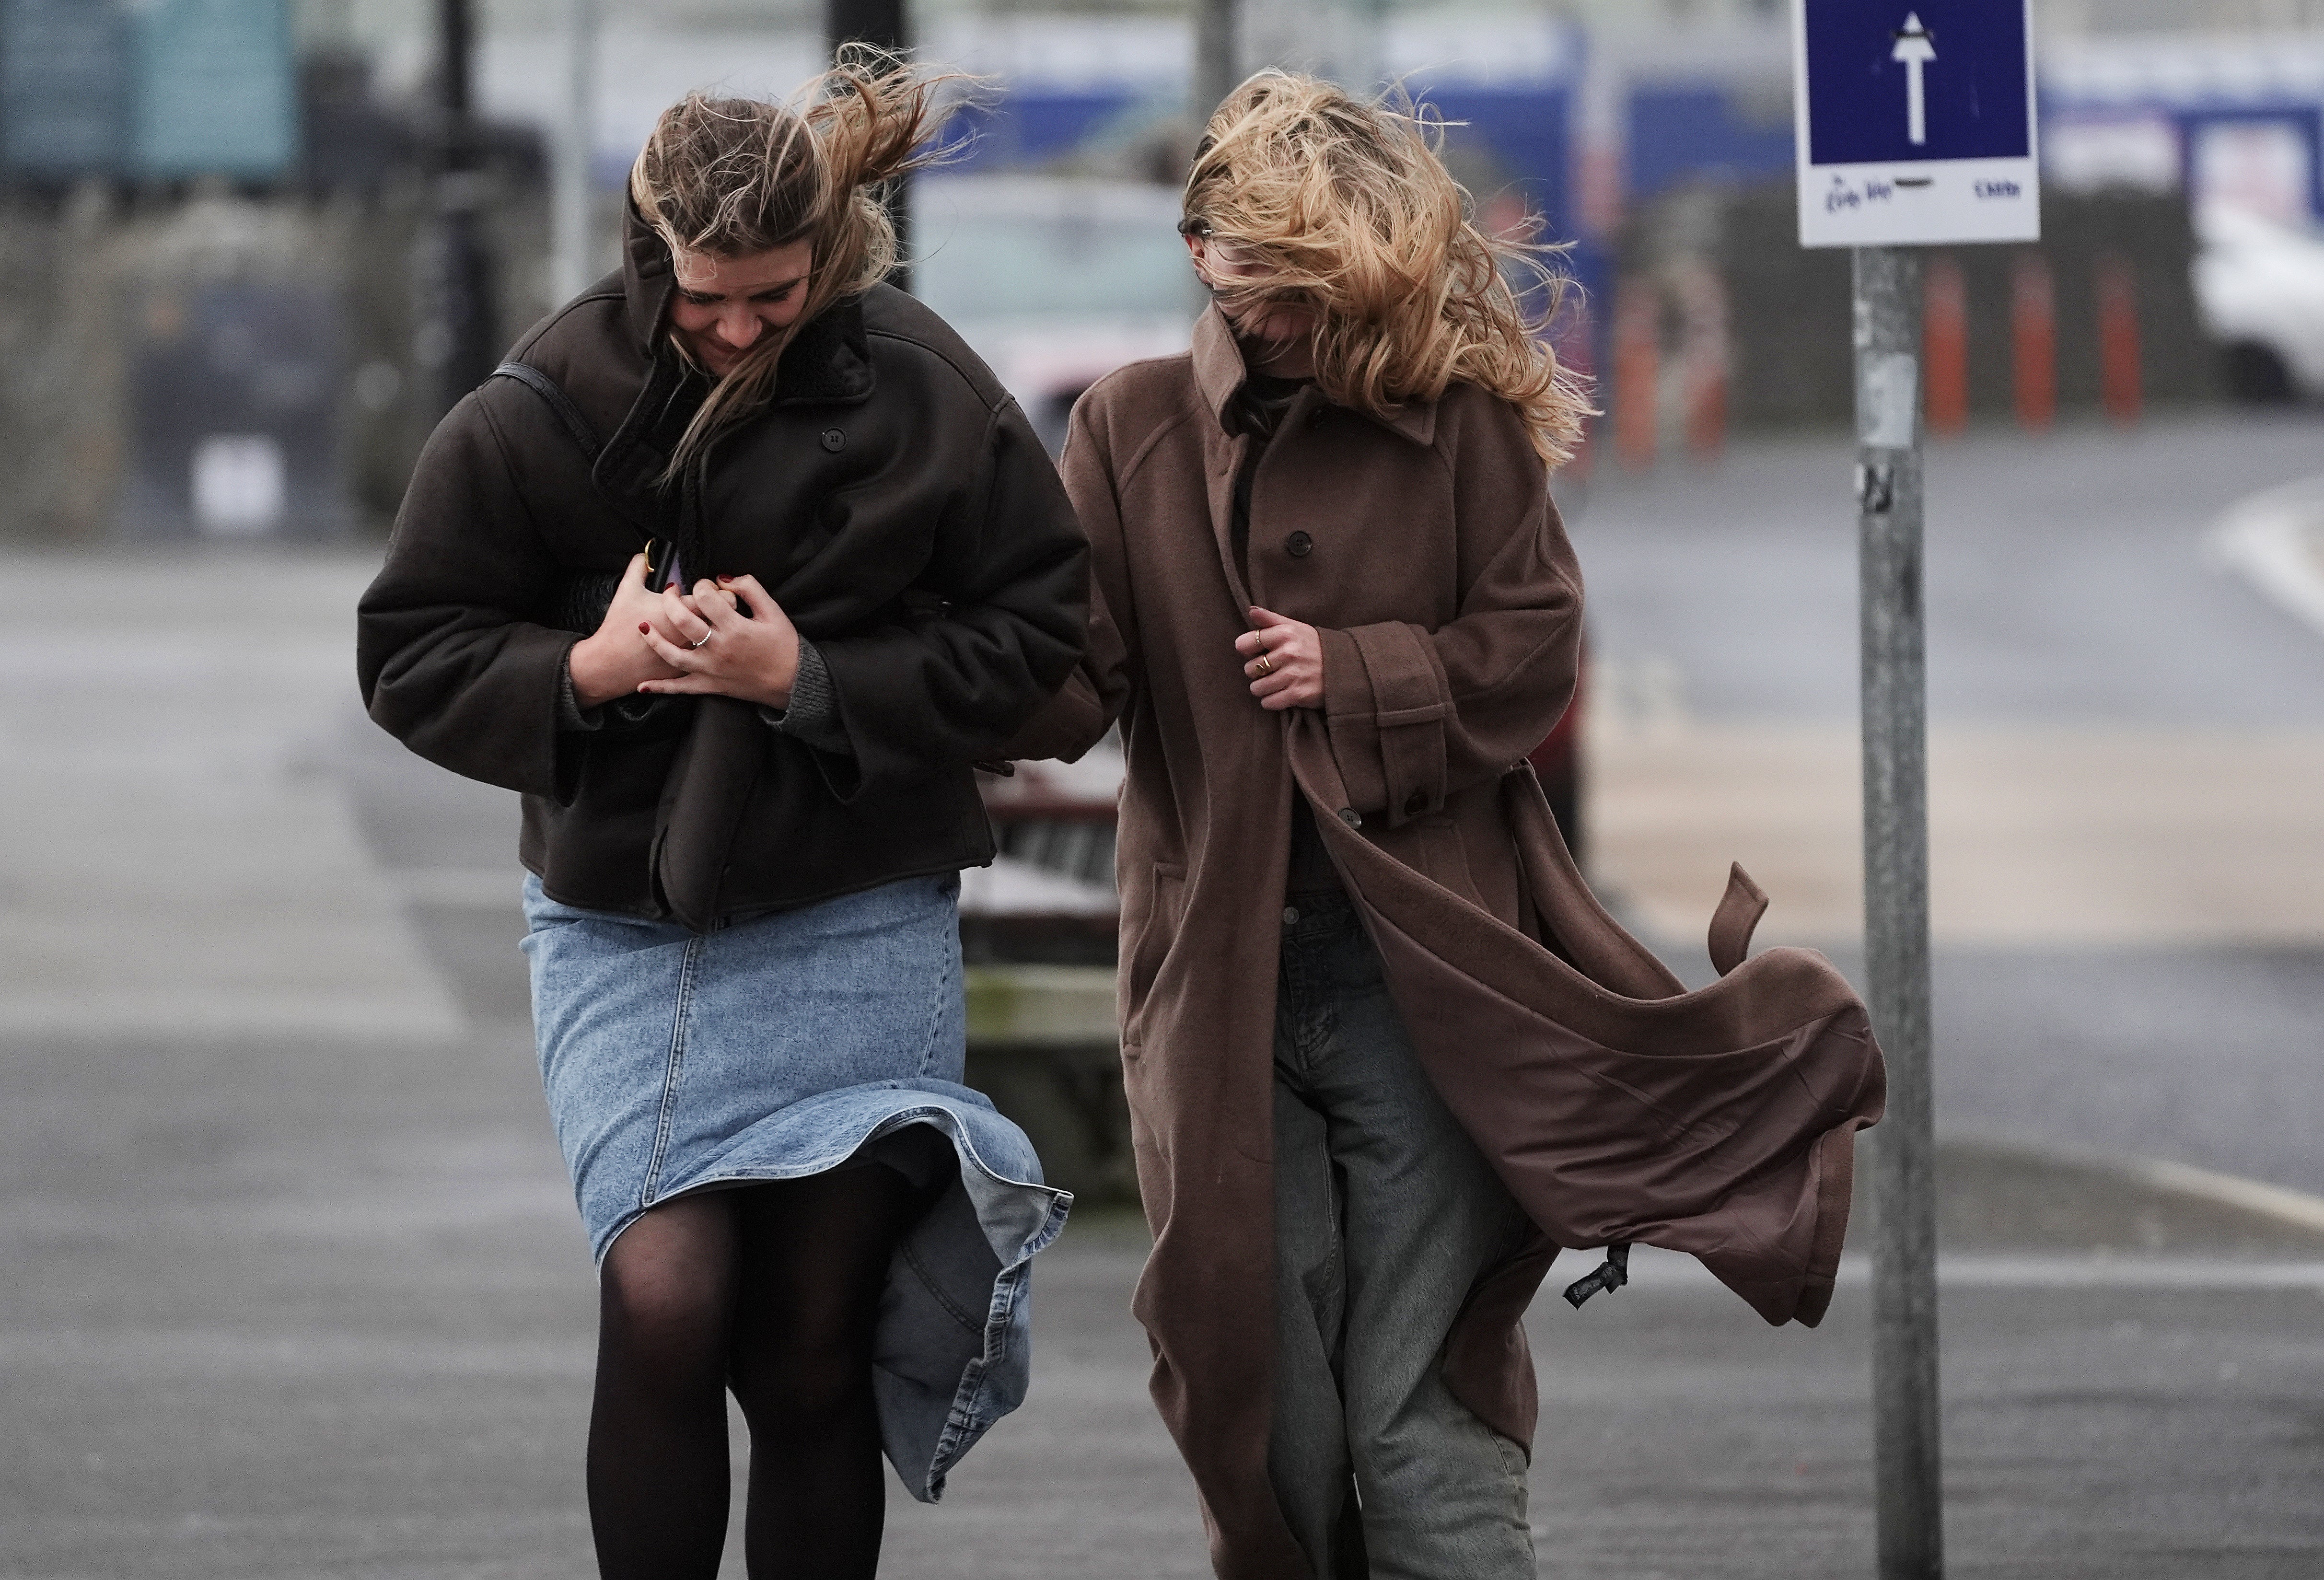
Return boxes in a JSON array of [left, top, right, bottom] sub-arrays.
[[1013, 309, 1886, 1580]]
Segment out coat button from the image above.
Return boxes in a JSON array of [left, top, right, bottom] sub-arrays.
[[1286, 530, 1313, 558], [1405, 791, 1428, 816], [820, 428, 845, 452], [1337, 807, 1361, 828]]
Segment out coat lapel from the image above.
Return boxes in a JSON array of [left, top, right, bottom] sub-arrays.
[[1190, 309, 1259, 620]]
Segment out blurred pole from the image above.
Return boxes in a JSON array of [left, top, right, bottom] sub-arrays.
[[1350, 0, 1389, 93], [2096, 253, 2142, 427], [2010, 250, 2056, 432], [826, 0, 911, 293], [419, 0, 500, 418], [1611, 279, 1657, 471], [1855, 244, 1944, 1580], [1677, 260, 1728, 461], [1923, 256, 1969, 438], [1194, 0, 1236, 123], [551, 0, 601, 304]]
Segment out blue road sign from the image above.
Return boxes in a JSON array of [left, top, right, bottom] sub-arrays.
[[1793, 0, 2039, 248]]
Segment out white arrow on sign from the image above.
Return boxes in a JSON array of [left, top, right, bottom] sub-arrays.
[[1891, 12, 1937, 146]]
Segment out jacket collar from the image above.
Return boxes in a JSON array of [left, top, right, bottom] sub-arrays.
[[1189, 302, 1439, 447], [770, 293, 875, 406], [620, 198, 876, 406], [622, 199, 676, 357]]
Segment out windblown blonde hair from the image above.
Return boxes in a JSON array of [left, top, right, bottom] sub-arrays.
[[1183, 71, 1592, 465], [628, 48, 967, 476]]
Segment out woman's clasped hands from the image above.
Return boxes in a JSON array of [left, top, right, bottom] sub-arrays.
[[569, 551, 803, 711]]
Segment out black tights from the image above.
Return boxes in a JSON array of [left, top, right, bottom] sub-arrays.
[[587, 1166, 923, 1580]]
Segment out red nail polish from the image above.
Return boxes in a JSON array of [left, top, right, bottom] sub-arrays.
[[716, 575, 732, 584], [638, 622, 651, 634]]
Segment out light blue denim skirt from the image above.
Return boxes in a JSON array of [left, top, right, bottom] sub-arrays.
[[519, 871, 1070, 1501]]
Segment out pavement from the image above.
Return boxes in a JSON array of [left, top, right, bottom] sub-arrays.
[[6, 415, 2324, 1578], [1569, 410, 2324, 1198]]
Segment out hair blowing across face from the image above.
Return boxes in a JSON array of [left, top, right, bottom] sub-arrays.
[[1183, 71, 1593, 466], [628, 47, 966, 473]]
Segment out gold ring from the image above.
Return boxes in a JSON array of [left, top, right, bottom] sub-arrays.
[[1255, 652, 1273, 675]]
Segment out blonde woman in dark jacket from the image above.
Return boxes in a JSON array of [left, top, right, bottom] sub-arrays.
[[359, 58, 1084, 1580]]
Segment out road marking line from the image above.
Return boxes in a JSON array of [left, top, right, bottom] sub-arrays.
[[2209, 475, 2324, 639], [2114, 1153, 2324, 1235], [1614, 1243, 2324, 1291]]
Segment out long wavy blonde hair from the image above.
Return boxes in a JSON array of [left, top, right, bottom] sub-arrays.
[[628, 48, 967, 476], [1182, 71, 1592, 465]]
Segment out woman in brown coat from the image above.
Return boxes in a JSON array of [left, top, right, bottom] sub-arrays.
[[1014, 73, 1884, 1580]]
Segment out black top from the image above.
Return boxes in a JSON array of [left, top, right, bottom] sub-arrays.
[[1227, 367, 1341, 900], [357, 205, 1090, 933]]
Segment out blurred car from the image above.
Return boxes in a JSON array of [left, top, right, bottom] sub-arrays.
[[913, 174, 1206, 450], [2194, 204, 2324, 402], [964, 747, 1125, 965]]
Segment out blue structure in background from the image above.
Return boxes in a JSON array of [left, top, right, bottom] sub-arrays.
[[948, 92, 1152, 168], [2174, 104, 2324, 222], [2041, 76, 2324, 226], [950, 82, 1578, 242], [1416, 84, 1576, 238], [941, 77, 1601, 397], [1626, 83, 1793, 203]]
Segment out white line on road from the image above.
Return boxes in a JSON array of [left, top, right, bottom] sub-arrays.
[[1614, 1243, 2324, 1292], [2208, 474, 2324, 638]]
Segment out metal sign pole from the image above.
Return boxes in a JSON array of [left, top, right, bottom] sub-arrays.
[[422, 0, 499, 418], [1853, 242, 1943, 1580], [1801, 0, 2035, 1567], [550, 0, 600, 305], [826, 0, 911, 292], [1193, 0, 1237, 124]]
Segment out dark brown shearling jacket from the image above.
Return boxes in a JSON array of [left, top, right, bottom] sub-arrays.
[[1013, 308, 1885, 1580], [358, 217, 1088, 931]]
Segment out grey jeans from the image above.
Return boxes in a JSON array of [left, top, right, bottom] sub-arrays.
[[1267, 891, 1537, 1580]]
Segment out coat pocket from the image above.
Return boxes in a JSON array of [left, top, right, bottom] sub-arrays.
[[1120, 861, 1186, 1050]]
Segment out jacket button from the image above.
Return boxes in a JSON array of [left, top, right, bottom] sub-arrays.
[[1286, 530, 1313, 558], [820, 428, 845, 452], [1337, 807, 1361, 828], [1405, 791, 1428, 816]]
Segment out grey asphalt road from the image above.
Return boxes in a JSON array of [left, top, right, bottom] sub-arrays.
[[6, 415, 2324, 1580], [1565, 411, 2324, 728], [5, 999, 2320, 1580], [1568, 412, 2324, 1197]]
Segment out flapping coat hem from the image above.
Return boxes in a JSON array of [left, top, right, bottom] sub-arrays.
[[1289, 717, 1886, 1329]]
